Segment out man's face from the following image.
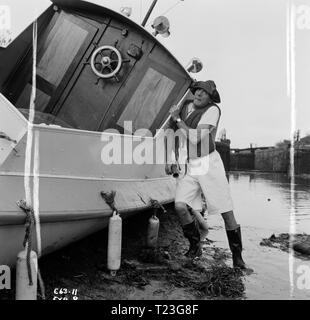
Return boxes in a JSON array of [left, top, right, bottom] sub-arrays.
[[193, 89, 211, 108]]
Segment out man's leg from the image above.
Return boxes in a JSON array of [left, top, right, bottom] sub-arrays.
[[190, 208, 209, 240], [221, 211, 246, 269], [175, 202, 202, 258], [175, 175, 203, 258], [175, 202, 194, 225], [221, 210, 238, 230]]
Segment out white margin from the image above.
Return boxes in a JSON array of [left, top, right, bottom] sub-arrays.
[[287, 0, 296, 299]]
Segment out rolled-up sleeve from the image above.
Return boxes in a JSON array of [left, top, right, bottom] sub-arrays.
[[198, 106, 220, 126]]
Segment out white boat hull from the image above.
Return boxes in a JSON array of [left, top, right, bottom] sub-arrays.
[[0, 95, 177, 267]]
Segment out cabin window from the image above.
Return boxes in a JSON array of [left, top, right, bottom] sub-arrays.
[[36, 17, 88, 87], [117, 67, 175, 132], [8, 11, 98, 127]]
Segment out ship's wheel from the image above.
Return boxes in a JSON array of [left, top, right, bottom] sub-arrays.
[[90, 45, 129, 80]]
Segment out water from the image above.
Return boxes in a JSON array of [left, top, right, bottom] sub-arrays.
[[207, 172, 310, 300], [229, 172, 310, 234]]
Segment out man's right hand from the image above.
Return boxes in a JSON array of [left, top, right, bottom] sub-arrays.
[[169, 105, 181, 122]]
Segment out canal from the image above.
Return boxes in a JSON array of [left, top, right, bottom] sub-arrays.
[[207, 171, 310, 300]]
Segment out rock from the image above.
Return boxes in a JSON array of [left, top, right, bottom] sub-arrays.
[[269, 234, 276, 241], [293, 240, 310, 255]]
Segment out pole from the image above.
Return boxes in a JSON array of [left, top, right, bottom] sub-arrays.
[[141, 0, 158, 27]]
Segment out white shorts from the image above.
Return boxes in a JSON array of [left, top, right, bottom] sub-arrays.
[[175, 151, 234, 215]]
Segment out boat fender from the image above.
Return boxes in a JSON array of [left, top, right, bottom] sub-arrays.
[[147, 215, 160, 248], [16, 250, 38, 300], [293, 238, 310, 255], [107, 211, 122, 276]]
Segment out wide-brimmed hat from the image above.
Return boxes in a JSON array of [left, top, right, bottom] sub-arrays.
[[190, 80, 221, 103]]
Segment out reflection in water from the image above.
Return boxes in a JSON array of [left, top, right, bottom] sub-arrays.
[[249, 173, 255, 182], [228, 172, 310, 234]]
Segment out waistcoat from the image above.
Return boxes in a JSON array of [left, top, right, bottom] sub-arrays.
[[176, 100, 221, 160]]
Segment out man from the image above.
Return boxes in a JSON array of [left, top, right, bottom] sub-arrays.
[[165, 80, 246, 269]]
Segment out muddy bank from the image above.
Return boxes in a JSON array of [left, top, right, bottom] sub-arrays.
[[260, 233, 310, 259], [1, 206, 245, 300]]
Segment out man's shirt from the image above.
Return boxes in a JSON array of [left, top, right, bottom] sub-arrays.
[[185, 102, 220, 127]]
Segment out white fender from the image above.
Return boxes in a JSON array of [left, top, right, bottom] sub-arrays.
[[147, 215, 160, 248], [107, 212, 122, 274], [16, 249, 38, 300]]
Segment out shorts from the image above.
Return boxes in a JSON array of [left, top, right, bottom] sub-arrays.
[[175, 151, 234, 215]]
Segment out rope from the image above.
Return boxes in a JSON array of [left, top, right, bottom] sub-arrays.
[[160, 0, 182, 17], [149, 199, 167, 214], [101, 190, 118, 213], [17, 200, 46, 299], [17, 200, 35, 286], [145, 0, 182, 28], [37, 268, 46, 300]]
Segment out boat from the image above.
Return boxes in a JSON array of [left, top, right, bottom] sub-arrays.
[[0, 0, 194, 267]]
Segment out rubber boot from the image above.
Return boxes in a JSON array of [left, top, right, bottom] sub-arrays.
[[226, 225, 246, 269], [183, 220, 202, 258]]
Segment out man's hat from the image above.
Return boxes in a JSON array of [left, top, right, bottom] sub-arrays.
[[190, 80, 221, 103]]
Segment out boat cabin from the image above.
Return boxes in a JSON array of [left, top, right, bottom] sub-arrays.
[[0, 1, 192, 136]]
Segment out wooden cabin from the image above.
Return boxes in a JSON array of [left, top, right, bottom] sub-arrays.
[[0, 0, 192, 135]]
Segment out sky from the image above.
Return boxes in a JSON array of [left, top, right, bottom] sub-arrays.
[[2, 0, 310, 148]]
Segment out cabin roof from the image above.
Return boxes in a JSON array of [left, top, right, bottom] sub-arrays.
[[52, 0, 190, 78], [2, 0, 190, 79]]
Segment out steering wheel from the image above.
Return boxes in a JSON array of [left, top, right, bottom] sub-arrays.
[[90, 46, 123, 79]]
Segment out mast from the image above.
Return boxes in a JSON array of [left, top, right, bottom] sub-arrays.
[[141, 0, 158, 27]]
